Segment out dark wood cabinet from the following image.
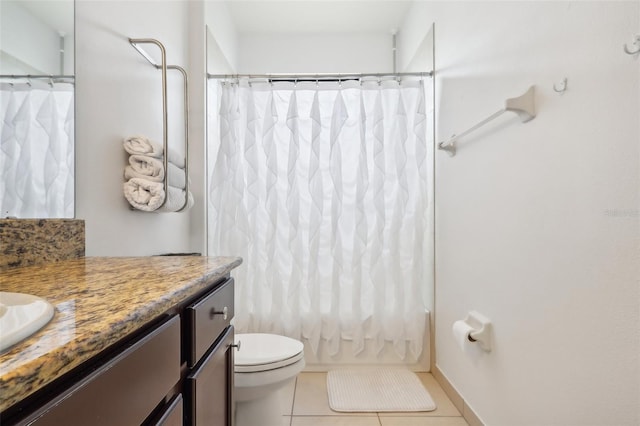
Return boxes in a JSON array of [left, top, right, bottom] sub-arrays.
[[185, 278, 235, 367], [184, 278, 235, 426], [149, 394, 184, 426], [186, 326, 234, 426], [4, 276, 235, 426], [26, 316, 181, 426]]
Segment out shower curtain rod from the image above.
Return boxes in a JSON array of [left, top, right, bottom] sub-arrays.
[[0, 75, 75, 86], [0, 74, 75, 80], [207, 71, 432, 81]]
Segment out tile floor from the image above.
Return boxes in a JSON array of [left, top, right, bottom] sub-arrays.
[[277, 372, 469, 426]]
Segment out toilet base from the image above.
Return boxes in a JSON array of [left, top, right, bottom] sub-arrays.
[[235, 386, 286, 426]]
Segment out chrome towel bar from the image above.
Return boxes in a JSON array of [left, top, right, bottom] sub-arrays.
[[438, 85, 536, 157], [128, 38, 190, 212]]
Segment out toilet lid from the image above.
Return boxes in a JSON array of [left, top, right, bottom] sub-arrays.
[[235, 333, 304, 372]]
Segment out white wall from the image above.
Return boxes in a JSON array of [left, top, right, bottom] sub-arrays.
[[64, 33, 74, 75], [237, 33, 393, 73], [75, 0, 202, 256], [205, 1, 238, 73], [0, 1, 61, 74], [187, 0, 208, 256], [400, 1, 640, 425]]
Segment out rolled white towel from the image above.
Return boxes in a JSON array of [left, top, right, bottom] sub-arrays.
[[123, 135, 185, 169], [162, 185, 194, 212], [125, 155, 187, 189], [124, 178, 193, 212], [126, 155, 163, 181], [123, 178, 165, 212]]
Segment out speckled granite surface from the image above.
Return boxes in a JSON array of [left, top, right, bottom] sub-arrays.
[[0, 219, 85, 271], [0, 256, 242, 412]]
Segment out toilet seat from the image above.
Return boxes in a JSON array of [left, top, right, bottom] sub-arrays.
[[235, 333, 304, 373]]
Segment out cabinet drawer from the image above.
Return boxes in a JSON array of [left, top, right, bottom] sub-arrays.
[[185, 278, 234, 366], [186, 326, 234, 426], [28, 316, 180, 426]]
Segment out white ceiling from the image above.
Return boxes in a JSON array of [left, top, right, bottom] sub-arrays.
[[226, 1, 414, 34], [10, 1, 411, 37]]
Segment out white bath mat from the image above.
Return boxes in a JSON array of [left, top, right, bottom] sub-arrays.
[[327, 369, 436, 412]]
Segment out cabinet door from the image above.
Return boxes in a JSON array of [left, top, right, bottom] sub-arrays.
[[186, 326, 234, 426], [148, 394, 183, 426], [27, 316, 180, 426]]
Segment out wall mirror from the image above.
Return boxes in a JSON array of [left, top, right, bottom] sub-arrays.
[[0, 0, 75, 218]]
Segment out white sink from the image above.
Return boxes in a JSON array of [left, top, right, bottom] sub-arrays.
[[0, 292, 55, 352]]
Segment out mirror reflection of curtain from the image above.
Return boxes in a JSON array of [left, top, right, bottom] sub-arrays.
[[0, 82, 74, 218], [209, 78, 431, 360]]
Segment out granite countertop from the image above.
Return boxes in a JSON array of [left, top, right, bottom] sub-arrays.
[[0, 256, 242, 412]]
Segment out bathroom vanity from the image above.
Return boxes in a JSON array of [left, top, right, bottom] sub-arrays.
[[0, 256, 241, 426]]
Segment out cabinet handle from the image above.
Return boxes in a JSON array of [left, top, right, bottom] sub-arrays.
[[210, 306, 228, 320], [230, 340, 241, 351]]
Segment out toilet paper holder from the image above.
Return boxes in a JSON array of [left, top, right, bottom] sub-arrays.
[[463, 311, 492, 352]]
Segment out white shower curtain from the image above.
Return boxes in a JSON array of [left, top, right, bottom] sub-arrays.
[[209, 78, 430, 359], [0, 82, 74, 218]]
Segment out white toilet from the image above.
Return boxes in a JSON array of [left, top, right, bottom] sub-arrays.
[[234, 333, 305, 426]]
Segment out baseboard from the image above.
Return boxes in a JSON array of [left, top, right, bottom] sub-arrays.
[[433, 365, 484, 426]]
